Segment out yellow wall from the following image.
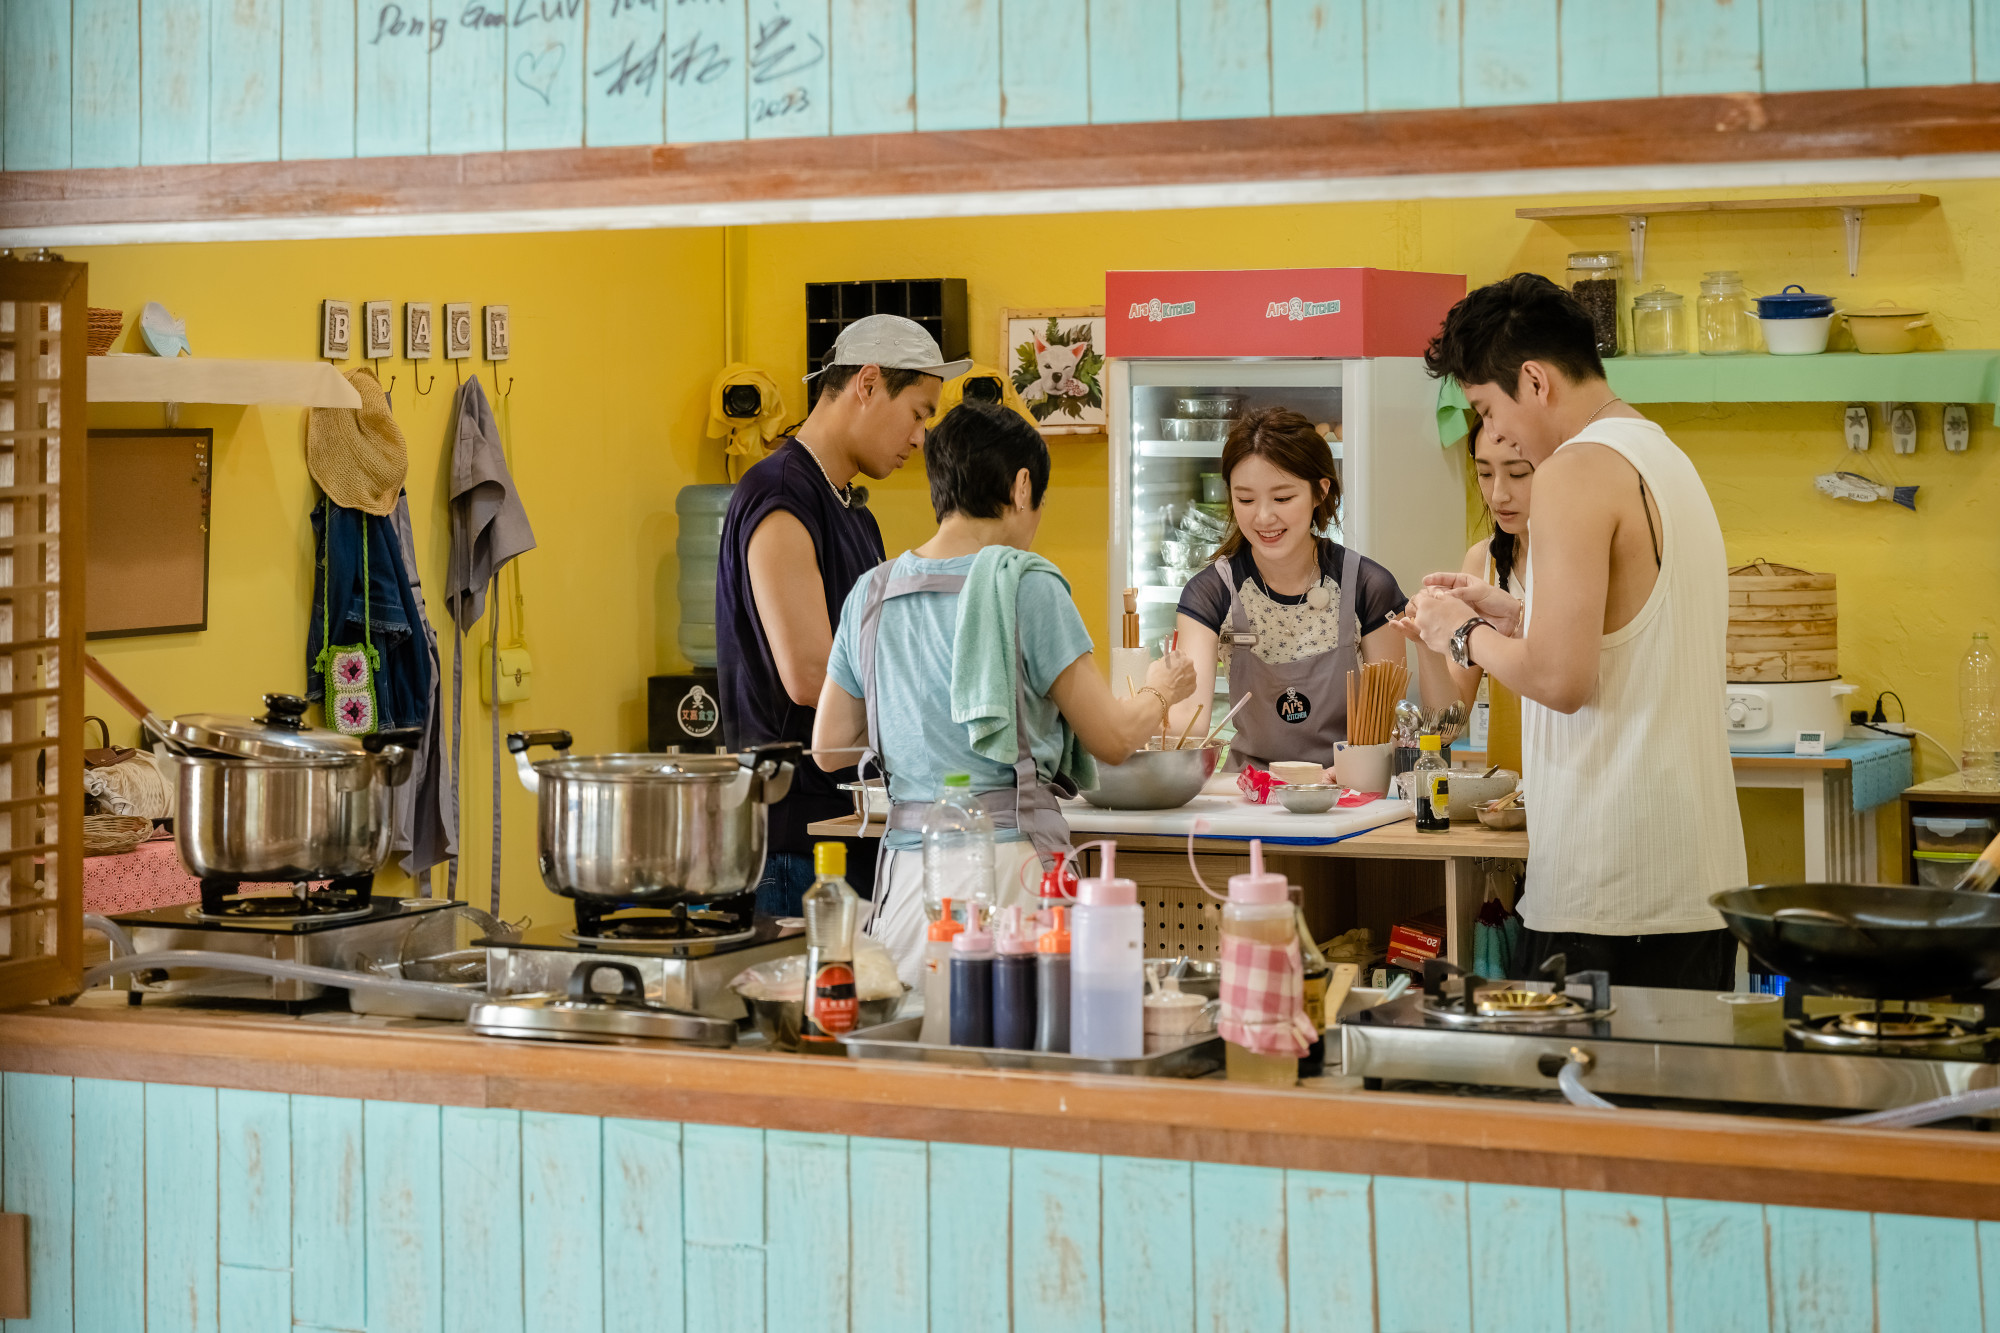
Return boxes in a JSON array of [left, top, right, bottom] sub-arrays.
[[75, 176, 2000, 915], [77, 231, 725, 910]]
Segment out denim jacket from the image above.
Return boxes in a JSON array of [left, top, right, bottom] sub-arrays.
[[306, 496, 432, 731]]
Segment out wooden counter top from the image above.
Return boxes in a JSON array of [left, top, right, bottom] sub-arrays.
[[805, 812, 1530, 860], [5, 1000, 1998, 1221]]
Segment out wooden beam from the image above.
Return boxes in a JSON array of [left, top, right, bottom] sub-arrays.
[[3, 84, 1999, 232]]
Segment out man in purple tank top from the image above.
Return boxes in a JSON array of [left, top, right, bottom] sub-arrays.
[[717, 316, 967, 916]]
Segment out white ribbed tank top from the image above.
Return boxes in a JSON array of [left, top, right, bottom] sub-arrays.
[[1520, 419, 1747, 935]]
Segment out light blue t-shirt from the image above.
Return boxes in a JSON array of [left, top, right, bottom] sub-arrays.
[[827, 551, 1095, 850]]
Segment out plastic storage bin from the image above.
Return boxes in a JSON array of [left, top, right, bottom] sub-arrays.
[[1912, 816, 1996, 856], [1915, 851, 1979, 890]]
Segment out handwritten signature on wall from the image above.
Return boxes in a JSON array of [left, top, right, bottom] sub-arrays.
[[365, 0, 824, 115]]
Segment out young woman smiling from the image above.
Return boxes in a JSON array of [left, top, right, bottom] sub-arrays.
[[1170, 407, 1448, 770]]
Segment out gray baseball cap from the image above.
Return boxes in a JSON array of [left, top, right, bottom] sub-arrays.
[[803, 313, 971, 383]]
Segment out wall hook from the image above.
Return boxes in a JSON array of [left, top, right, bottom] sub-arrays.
[[414, 364, 436, 395], [371, 357, 396, 396]]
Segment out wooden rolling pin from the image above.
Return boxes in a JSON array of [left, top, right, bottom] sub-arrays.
[[1954, 830, 2000, 893], [85, 653, 154, 722]]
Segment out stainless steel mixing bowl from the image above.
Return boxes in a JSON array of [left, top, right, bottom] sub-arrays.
[[1079, 744, 1220, 810]]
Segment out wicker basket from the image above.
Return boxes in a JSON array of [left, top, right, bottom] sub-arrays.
[[84, 814, 153, 857], [87, 307, 123, 356]]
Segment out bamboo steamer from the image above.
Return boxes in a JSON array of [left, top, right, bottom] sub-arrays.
[[1727, 560, 1836, 682]]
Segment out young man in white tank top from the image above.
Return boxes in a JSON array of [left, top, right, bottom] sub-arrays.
[[1399, 274, 1748, 991]]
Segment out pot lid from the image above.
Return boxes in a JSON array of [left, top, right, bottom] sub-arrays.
[[467, 962, 737, 1047], [160, 693, 372, 760], [1842, 300, 1926, 318], [1755, 284, 1835, 310], [530, 753, 749, 781]]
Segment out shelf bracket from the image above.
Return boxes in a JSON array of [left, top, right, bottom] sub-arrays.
[[1623, 214, 1649, 282], [1841, 207, 1864, 278]]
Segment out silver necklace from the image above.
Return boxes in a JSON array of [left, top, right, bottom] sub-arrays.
[[799, 438, 855, 509]]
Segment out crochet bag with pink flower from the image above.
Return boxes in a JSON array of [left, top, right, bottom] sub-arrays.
[[313, 504, 382, 736]]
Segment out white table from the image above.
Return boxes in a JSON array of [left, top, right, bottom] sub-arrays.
[[1731, 753, 1876, 881]]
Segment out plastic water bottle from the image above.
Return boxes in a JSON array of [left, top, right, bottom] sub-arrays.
[[1963, 634, 2000, 790], [922, 773, 995, 922], [1070, 843, 1144, 1060]]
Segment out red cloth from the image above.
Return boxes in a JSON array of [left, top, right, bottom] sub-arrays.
[[1217, 932, 1316, 1058], [82, 835, 200, 915]]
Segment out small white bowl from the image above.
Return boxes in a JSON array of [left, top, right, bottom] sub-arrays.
[[1752, 311, 1833, 355], [1277, 783, 1340, 814]]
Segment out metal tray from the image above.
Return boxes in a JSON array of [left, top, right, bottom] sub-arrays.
[[838, 1017, 1223, 1078]]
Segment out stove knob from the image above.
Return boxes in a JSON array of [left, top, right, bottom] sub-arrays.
[[1727, 700, 1749, 726]]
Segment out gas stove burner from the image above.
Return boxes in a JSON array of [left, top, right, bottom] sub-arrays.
[[189, 889, 375, 925], [565, 893, 761, 952], [1839, 1010, 1947, 1038], [1472, 986, 1587, 1018], [1416, 957, 1615, 1027], [1789, 1009, 1993, 1054], [563, 914, 759, 950], [196, 873, 373, 922]]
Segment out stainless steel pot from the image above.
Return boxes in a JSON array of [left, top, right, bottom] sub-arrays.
[[507, 730, 797, 905], [156, 693, 418, 881]]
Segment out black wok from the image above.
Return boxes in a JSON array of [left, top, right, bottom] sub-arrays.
[[1711, 883, 2000, 998]]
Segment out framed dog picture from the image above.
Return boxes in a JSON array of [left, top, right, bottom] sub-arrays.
[[1002, 307, 1106, 435]]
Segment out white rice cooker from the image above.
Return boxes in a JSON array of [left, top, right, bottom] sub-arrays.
[[1723, 679, 1858, 753]]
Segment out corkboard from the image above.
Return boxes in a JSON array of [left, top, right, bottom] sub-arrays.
[[85, 429, 211, 638]]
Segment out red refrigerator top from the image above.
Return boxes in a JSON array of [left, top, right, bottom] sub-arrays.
[[1103, 268, 1466, 359]]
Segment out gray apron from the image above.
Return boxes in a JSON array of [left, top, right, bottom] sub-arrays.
[[852, 561, 1077, 917], [1217, 545, 1363, 771]]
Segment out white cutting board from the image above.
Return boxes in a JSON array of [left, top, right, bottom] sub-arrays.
[[1061, 795, 1411, 842]]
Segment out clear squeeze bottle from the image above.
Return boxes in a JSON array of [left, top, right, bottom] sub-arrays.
[[800, 841, 861, 1053], [1412, 733, 1450, 832], [1035, 906, 1072, 1053], [948, 903, 995, 1048], [923, 773, 996, 920], [1219, 840, 1302, 1086], [992, 905, 1039, 1050], [918, 896, 965, 1045], [1070, 844, 1145, 1060]]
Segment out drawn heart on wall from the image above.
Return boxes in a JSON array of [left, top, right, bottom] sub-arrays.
[[514, 44, 565, 105]]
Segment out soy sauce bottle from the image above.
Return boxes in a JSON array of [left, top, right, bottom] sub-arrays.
[[1413, 733, 1450, 833]]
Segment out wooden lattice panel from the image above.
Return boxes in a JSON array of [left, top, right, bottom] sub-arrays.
[[0, 256, 86, 1008]]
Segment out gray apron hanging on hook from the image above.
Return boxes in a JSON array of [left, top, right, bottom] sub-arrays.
[[850, 561, 1076, 927], [445, 375, 537, 914]]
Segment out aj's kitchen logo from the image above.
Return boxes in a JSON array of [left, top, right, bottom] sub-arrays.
[[678, 684, 720, 739], [1128, 298, 1197, 322], [1266, 297, 1341, 321]]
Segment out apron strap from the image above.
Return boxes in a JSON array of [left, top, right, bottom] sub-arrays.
[[1334, 543, 1362, 661]]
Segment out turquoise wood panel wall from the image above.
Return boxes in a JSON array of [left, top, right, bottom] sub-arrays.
[[3, 1069, 2000, 1332], [7, 0, 2000, 172]]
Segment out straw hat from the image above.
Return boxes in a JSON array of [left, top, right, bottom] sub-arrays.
[[307, 367, 408, 516]]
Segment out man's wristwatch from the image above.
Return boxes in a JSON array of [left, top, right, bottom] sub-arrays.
[[1449, 617, 1493, 669]]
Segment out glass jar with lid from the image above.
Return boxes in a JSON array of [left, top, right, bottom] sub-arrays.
[[1631, 285, 1685, 357], [1696, 270, 1756, 355], [1564, 251, 1623, 358]]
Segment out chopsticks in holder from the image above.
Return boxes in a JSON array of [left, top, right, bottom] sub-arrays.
[[1344, 660, 1408, 745]]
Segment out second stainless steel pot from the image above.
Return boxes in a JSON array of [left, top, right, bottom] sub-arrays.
[[159, 693, 419, 882], [508, 730, 797, 905]]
